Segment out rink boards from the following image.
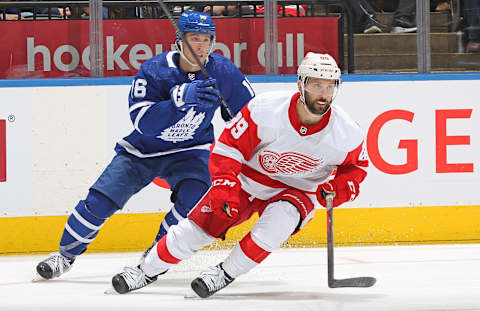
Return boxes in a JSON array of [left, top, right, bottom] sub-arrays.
[[0, 73, 479, 254]]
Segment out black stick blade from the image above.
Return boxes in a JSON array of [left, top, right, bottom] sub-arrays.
[[329, 277, 376, 288]]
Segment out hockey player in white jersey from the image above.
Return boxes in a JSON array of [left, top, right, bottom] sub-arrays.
[[110, 52, 369, 296], [34, 11, 255, 281]]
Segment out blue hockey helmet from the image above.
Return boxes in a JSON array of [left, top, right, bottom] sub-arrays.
[[175, 11, 216, 67], [176, 11, 216, 42]]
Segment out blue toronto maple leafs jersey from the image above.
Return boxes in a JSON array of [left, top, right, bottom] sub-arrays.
[[115, 51, 255, 158]]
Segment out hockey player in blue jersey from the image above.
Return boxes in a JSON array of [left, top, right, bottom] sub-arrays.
[[35, 10, 255, 280]]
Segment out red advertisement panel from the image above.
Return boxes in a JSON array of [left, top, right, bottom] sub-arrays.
[[0, 17, 338, 78]]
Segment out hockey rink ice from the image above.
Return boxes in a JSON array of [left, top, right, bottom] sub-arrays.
[[1, 244, 479, 311]]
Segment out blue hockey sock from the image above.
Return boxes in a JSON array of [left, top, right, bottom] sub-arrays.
[[154, 179, 208, 242], [59, 190, 118, 260]]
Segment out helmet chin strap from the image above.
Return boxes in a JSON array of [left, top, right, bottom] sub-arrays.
[[300, 80, 331, 118], [176, 40, 214, 69], [177, 42, 200, 68]]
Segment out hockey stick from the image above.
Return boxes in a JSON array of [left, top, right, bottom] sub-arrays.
[[325, 192, 376, 288], [156, 0, 234, 120]]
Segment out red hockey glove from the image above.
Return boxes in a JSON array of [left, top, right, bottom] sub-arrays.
[[209, 176, 241, 219], [316, 175, 360, 208]]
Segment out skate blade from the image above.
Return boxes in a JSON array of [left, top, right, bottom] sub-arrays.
[[104, 285, 120, 295], [183, 288, 201, 299]]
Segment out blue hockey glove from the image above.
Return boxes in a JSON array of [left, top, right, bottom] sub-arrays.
[[170, 78, 221, 111]]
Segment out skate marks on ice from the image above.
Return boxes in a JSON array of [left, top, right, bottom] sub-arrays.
[[0, 245, 479, 311], [184, 286, 384, 302]]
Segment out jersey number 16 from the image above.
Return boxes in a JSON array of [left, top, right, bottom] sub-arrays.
[[130, 78, 147, 98]]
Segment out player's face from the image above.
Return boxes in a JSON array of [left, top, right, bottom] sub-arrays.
[[183, 33, 213, 65], [302, 78, 336, 115]]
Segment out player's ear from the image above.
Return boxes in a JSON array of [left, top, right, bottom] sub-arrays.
[[297, 79, 302, 92]]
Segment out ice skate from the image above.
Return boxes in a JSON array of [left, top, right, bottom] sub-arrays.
[[137, 241, 156, 266], [111, 265, 158, 294], [190, 263, 234, 298], [34, 252, 74, 281]]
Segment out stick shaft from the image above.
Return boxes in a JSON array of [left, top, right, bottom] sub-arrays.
[[326, 193, 335, 285], [325, 192, 376, 288]]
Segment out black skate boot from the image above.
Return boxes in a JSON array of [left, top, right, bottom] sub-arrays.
[[36, 252, 74, 280], [190, 263, 235, 298], [111, 265, 159, 294]]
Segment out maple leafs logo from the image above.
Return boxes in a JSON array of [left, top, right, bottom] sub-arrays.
[[259, 150, 324, 175], [158, 108, 205, 143]]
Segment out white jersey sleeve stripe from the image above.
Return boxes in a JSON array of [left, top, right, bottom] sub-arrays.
[[134, 106, 150, 134], [213, 141, 246, 163], [129, 101, 154, 113]]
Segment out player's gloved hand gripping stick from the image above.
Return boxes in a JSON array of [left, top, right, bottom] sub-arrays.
[[324, 190, 376, 288], [157, 0, 234, 120], [170, 78, 221, 111], [210, 176, 241, 219]]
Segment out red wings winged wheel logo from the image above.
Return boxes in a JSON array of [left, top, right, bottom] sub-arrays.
[[259, 150, 324, 175]]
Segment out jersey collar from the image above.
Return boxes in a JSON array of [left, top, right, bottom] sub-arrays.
[[169, 50, 211, 71], [166, 51, 178, 68], [288, 92, 331, 136]]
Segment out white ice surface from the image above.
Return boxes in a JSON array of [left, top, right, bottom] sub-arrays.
[[1, 244, 479, 311]]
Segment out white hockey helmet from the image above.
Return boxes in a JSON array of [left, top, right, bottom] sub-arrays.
[[297, 52, 341, 85], [297, 53, 341, 114]]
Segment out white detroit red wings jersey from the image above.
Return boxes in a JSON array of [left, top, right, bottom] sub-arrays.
[[211, 91, 368, 201]]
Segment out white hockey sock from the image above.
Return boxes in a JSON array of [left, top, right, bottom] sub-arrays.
[[223, 201, 300, 279], [222, 244, 259, 278], [141, 245, 171, 278], [142, 218, 215, 278]]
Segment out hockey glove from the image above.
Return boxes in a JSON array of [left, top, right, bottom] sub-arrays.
[[170, 78, 220, 111], [209, 176, 241, 220], [316, 175, 360, 208]]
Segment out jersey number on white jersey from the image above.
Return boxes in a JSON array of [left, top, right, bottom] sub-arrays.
[[231, 117, 248, 139]]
